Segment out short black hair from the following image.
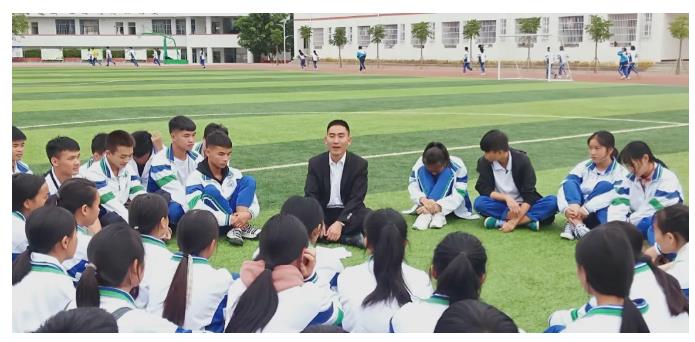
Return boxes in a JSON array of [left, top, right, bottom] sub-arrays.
[[205, 131, 232, 149], [90, 133, 108, 155], [203, 123, 229, 138], [422, 142, 450, 166], [169, 115, 196, 133], [13, 126, 26, 142], [479, 129, 509, 152], [280, 196, 324, 236], [358, 46, 362, 49], [45, 136, 80, 161], [12, 173, 46, 212], [106, 130, 135, 152], [327, 119, 350, 134], [131, 131, 153, 158], [35, 307, 118, 333], [129, 193, 169, 235]]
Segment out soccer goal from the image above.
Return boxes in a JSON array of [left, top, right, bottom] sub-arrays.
[[496, 34, 573, 82]]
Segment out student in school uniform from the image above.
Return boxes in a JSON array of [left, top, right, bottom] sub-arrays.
[[224, 214, 343, 332], [462, 46, 473, 73], [12, 173, 50, 260], [44, 136, 82, 196], [75, 223, 191, 332], [559, 226, 650, 333], [152, 49, 161, 66], [148, 116, 203, 226], [404, 142, 479, 231], [185, 131, 260, 246], [12, 126, 32, 175], [652, 204, 689, 299], [390, 232, 487, 333], [434, 299, 519, 333], [557, 131, 626, 240], [199, 50, 207, 69], [356, 46, 367, 72], [160, 210, 233, 332], [608, 141, 683, 245], [105, 46, 115, 66], [128, 47, 139, 67], [557, 46, 569, 78], [193, 122, 229, 156], [80, 133, 108, 176], [87, 48, 94, 66], [627, 45, 639, 77], [617, 47, 629, 79], [477, 45, 487, 76], [129, 130, 163, 188], [34, 307, 119, 333], [85, 130, 146, 225], [337, 209, 433, 333], [127, 193, 173, 311], [57, 178, 102, 282], [544, 46, 553, 79], [312, 50, 319, 70], [474, 129, 558, 232], [12, 206, 78, 333], [547, 221, 688, 332], [298, 50, 307, 70]]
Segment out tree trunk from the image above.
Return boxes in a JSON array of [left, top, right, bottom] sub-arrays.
[[338, 47, 342, 68], [275, 46, 279, 65], [377, 42, 380, 68], [526, 39, 531, 68], [676, 38, 682, 75], [420, 46, 424, 68], [593, 40, 598, 73]]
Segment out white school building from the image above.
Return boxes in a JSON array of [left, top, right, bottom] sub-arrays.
[[12, 13, 252, 64], [293, 13, 689, 64]]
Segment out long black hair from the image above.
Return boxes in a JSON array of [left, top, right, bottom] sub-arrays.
[[75, 223, 145, 307], [362, 208, 411, 307], [587, 130, 618, 159], [432, 232, 487, 303], [12, 206, 76, 285], [56, 178, 98, 216], [434, 299, 518, 333], [128, 193, 169, 235], [607, 221, 688, 316], [655, 204, 689, 243], [575, 226, 649, 332], [422, 142, 451, 167], [280, 196, 324, 237], [12, 173, 46, 213], [618, 141, 667, 170], [224, 214, 308, 333], [163, 210, 219, 326]]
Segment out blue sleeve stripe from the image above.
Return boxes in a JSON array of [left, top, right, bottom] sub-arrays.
[[616, 187, 630, 195], [186, 184, 204, 195], [683, 288, 689, 299], [456, 176, 468, 183], [175, 327, 192, 333], [94, 180, 108, 189], [654, 190, 682, 200], [544, 325, 566, 333], [564, 174, 582, 184], [67, 259, 88, 279], [204, 295, 228, 333], [308, 304, 334, 325], [231, 272, 240, 281], [150, 164, 172, 174], [329, 273, 339, 288], [389, 318, 395, 333], [130, 175, 140, 181]]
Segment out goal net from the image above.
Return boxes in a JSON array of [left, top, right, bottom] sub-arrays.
[[495, 34, 573, 82]]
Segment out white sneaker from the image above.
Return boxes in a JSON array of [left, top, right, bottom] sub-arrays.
[[413, 214, 432, 230], [429, 213, 447, 229], [575, 223, 591, 239], [460, 212, 481, 220], [560, 222, 575, 240]]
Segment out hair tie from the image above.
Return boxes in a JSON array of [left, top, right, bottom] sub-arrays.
[[26, 245, 36, 253], [86, 263, 97, 272], [133, 225, 139, 230]]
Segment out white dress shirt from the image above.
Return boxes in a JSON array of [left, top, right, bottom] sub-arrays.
[[327, 153, 346, 208]]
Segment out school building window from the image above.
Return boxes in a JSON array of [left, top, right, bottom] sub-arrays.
[[176, 19, 186, 35], [313, 27, 324, 49], [478, 20, 496, 44], [540, 16, 550, 42], [128, 22, 136, 35], [115, 22, 124, 35], [399, 24, 405, 43], [383, 24, 397, 48], [55, 19, 75, 35], [30, 22, 38, 35], [514, 18, 537, 46], [348, 27, 353, 44], [152, 19, 172, 35], [190, 19, 196, 34], [358, 26, 370, 47], [80, 19, 99, 35], [558, 15, 584, 45], [608, 13, 637, 46], [442, 21, 460, 48], [641, 13, 652, 39], [499, 18, 507, 41]]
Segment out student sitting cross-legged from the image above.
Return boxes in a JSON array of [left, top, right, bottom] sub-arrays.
[[473, 129, 558, 232]]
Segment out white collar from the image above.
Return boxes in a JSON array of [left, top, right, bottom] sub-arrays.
[[492, 152, 512, 172], [329, 153, 346, 166], [31, 252, 68, 273], [675, 243, 689, 263]]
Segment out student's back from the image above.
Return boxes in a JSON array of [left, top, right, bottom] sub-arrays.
[[631, 263, 688, 332]]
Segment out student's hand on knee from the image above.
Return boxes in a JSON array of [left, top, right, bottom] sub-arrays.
[[506, 198, 520, 216], [416, 206, 430, 215], [499, 220, 517, 233], [325, 222, 343, 241], [231, 211, 252, 228]]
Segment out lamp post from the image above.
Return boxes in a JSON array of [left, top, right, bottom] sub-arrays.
[[279, 16, 289, 64]]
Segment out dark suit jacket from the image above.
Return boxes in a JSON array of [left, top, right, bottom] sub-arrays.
[[304, 151, 368, 226], [475, 148, 542, 205]]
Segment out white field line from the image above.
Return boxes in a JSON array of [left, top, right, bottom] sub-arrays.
[[18, 111, 685, 129], [240, 123, 688, 173]]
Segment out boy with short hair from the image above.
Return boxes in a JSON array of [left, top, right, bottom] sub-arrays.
[[12, 126, 32, 174], [44, 136, 82, 195], [79, 133, 108, 176]]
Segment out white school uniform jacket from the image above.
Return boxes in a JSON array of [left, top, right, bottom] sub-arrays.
[[337, 258, 433, 332], [96, 287, 191, 333], [224, 271, 343, 332], [13, 160, 32, 174], [85, 158, 146, 223], [389, 293, 448, 333], [12, 253, 76, 332], [562, 299, 649, 333], [557, 158, 626, 214], [477, 52, 486, 63], [12, 211, 28, 259], [149, 146, 202, 209], [463, 51, 470, 62], [127, 149, 156, 187], [62, 225, 91, 282], [405, 156, 473, 218], [185, 164, 260, 226], [607, 163, 683, 224], [134, 234, 175, 311], [45, 168, 81, 196], [79, 157, 97, 178], [666, 243, 689, 298]]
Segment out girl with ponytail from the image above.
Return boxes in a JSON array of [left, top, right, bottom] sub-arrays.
[[12, 206, 77, 332], [160, 210, 231, 332], [337, 208, 432, 332], [390, 231, 488, 332], [653, 204, 689, 299], [12, 173, 49, 260], [557, 131, 626, 240], [224, 214, 342, 332], [609, 141, 684, 245], [75, 223, 190, 332]]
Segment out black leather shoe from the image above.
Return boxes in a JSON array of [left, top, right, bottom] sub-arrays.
[[339, 233, 366, 249]]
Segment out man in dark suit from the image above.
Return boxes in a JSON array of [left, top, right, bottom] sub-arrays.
[[304, 120, 370, 248]]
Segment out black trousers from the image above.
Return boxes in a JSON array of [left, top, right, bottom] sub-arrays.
[[324, 206, 371, 238]]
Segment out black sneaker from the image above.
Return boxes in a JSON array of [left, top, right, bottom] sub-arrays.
[[339, 233, 366, 249], [226, 228, 244, 246], [241, 226, 261, 240]]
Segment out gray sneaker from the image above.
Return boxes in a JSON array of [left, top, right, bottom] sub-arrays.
[[560, 222, 575, 240], [226, 228, 244, 246], [241, 226, 261, 239], [574, 223, 591, 239]]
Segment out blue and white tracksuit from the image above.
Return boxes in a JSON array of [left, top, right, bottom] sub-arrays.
[[404, 156, 474, 218], [148, 146, 203, 225]]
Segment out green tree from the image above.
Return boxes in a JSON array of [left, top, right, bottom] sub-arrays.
[[330, 27, 348, 68], [235, 13, 275, 62], [517, 17, 541, 67], [585, 15, 613, 73], [270, 28, 284, 65], [462, 20, 481, 56], [669, 15, 689, 75], [299, 25, 312, 51], [411, 22, 434, 67], [369, 25, 385, 68], [12, 14, 29, 37]]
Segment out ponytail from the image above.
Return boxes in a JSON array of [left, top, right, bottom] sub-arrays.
[[436, 253, 480, 303], [432, 232, 487, 303], [362, 209, 411, 307], [620, 297, 650, 333], [638, 255, 689, 316], [76, 265, 100, 307], [162, 254, 191, 326], [12, 249, 33, 285], [224, 269, 277, 333]]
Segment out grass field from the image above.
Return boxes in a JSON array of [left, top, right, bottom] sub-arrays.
[[12, 66, 689, 332]]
